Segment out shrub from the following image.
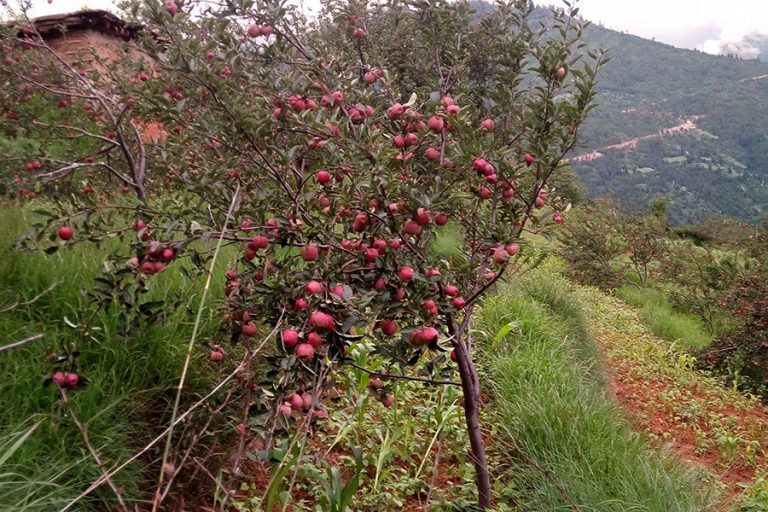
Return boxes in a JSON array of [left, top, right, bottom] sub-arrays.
[[704, 265, 768, 397]]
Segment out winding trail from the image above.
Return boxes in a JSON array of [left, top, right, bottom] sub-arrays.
[[569, 116, 703, 163], [575, 286, 768, 510]]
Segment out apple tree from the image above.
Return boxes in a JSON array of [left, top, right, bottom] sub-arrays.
[[4, 0, 603, 508]]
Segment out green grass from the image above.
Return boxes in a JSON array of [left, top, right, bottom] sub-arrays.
[[0, 202, 235, 511], [477, 272, 715, 511], [615, 284, 712, 350]]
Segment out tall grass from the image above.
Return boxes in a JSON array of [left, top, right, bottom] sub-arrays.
[[477, 272, 715, 511], [616, 284, 712, 350], [0, 202, 234, 510]]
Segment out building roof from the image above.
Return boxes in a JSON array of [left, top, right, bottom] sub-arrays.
[[19, 9, 143, 41]]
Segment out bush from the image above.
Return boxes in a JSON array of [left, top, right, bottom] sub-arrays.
[[704, 265, 768, 398]]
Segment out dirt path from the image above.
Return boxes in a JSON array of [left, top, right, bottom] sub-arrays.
[[569, 116, 703, 163], [576, 287, 768, 510]]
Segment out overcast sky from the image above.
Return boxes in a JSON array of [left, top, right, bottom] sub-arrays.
[[6, 0, 768, 58]]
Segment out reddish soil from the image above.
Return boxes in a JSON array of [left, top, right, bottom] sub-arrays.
[[607, 359, 768, 510]]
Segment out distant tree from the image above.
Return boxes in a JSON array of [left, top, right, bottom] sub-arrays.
[[621, 211, 666, 284], [649, 195, 669, 224], [558, 199, 624, 289], [659, 242, 751, 335]]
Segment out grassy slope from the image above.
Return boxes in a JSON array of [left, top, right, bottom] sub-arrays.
[[477, 269, 715, 511], [0, 203, 231, 510], [577, 281, 768, 510], [615, 284, 712, 350]]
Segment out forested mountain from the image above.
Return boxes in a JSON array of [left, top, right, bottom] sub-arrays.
[[568, 16, 768, 224]]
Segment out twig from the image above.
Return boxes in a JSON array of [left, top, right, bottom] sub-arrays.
[[156, 386, 237, 505], [58, 320, 283, 512], [152, 185, 242, 512], [59, 388, 128, 511], [345, 361, 461, 387], [0, 333, 44, 353], [423, 439, 443, 509], [0, 280, 61, 313]]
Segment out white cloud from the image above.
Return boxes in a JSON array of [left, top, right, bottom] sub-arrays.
[[536, 0, 768, 55], [6, 0, 768, 58]]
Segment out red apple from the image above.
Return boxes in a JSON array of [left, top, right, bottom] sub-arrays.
[[505, 243, 520, 256], [393, 135, 406, 148], [58, 226, 73, 240], [473, 158, 487, 171], [316, 170, 331, 184], [307, 331, 323, 347], [249, 235, 269, 250], [242, 322, 257, 336], [524, 153, 534, 166], [404, 219, 422, 236], [306, 280, 324, 295], [425, 147, 440, 160], [381, 320, 397, 336], [480, 118, 495, 130], [295, 298, 309, 309], [52, 371, 67, 387], [352, 27, 365, 38], [556, 66, 567, 79], [386, 103, 404, 119], [301, 244, 319, 261], [553, 213, 564, 224], [452, 297, 466, 309], [434, 213, 448, 226], [398, 266, 414, 282], [493, 249, 509, 264], [309, 310, 335, 330], [164, 1, 177, 16], [278, 403, 292, 417], [66, 373, 79, 387], [364, 248, 379, 262], [427, 116, 444, 133], [210, 349, 224, 362], [478, 187, 492, 199], [247, 24, 261, 38], [296, 343, 315, 359], [289, 393, 303, 409], [446, 104, 460, 115], [329, 284, 345, 298], [282, 329, 299, 348], [444, 285, 459, 296]]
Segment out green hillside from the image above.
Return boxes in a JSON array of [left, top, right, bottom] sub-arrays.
[[572, 20, 768, 224]]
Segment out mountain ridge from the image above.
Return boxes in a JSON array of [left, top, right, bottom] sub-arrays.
[[567, 12, 768, 224]]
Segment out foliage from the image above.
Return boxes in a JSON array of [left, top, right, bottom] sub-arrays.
[[657, 240, 752, 335], [0, 203, 228, 511], [615, 284, 712, 350], [0, 0, 604, 508], [556, 199, 624, 289], [704, 264, 768, 398], [578, 275, 768, 499]]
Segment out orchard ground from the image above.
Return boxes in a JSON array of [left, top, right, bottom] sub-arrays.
[[2, 202, 768, 511]]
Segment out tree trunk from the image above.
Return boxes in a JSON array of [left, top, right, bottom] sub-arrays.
[[454, 335, 492, 510]]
